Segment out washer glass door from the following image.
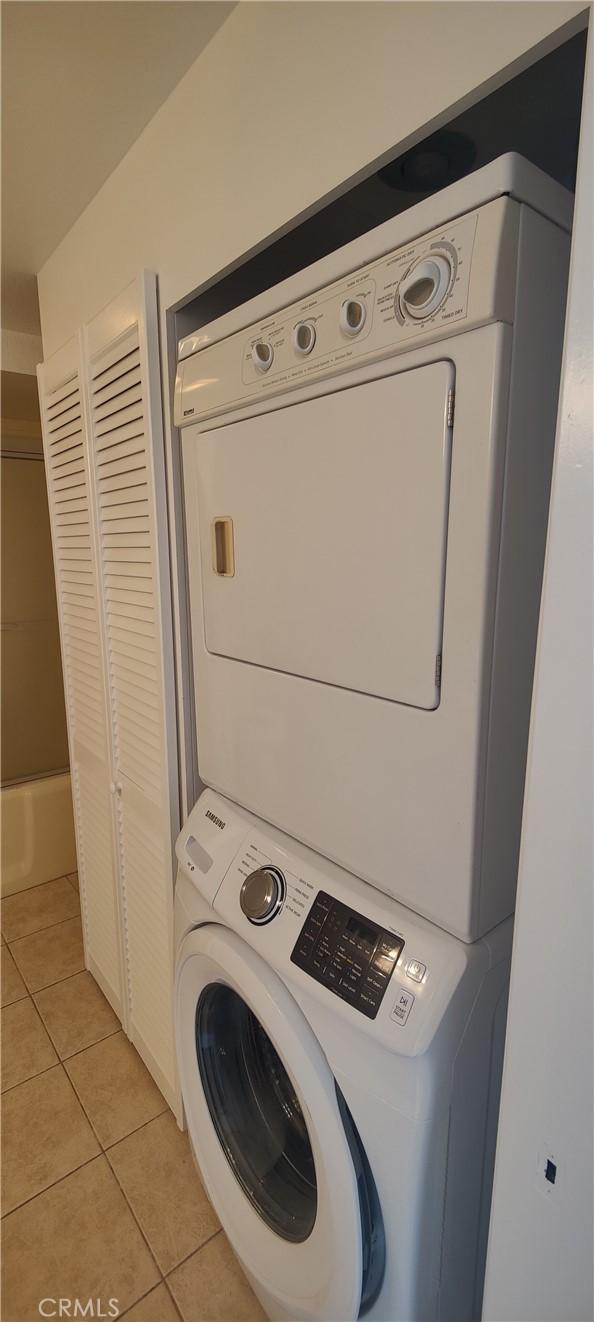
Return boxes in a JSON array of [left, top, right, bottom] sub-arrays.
[[176, 923, 372, 1321], [196, 981, 316, 1242]]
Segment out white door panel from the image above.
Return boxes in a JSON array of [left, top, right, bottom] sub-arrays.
[[196, 362, 453, 710], [38, 339, 125, 1019], [84, 274, 181, 1117]]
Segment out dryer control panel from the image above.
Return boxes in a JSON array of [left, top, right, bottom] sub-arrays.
[[291, 890, 404, 1020], [175, 196, 519, 428]]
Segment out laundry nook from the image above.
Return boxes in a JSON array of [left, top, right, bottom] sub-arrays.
[[1, 6, 592, 1322]]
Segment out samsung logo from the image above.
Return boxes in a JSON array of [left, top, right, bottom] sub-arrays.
[[205, 810, 225, 830]]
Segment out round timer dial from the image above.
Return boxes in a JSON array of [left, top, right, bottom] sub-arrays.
[[398, 253, 453, 322]]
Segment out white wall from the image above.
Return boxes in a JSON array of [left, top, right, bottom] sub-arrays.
[[483, 29, 593, 1322], [1, 329, 43, 375], [38, 2, 585, 355]]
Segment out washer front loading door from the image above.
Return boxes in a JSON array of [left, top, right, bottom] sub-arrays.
[[176, 924, 365, 1322]]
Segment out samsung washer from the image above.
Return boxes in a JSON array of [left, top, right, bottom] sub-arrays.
[[174, 789, 512, 1322]]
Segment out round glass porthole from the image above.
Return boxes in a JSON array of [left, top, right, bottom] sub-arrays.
[[196, 983, 317, 1242]]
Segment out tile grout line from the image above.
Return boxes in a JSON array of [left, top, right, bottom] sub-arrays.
[[2, 901, 82, 947], [165, 1226, 223, 1281], [103, 1144, 168, 1288], [7, 960, 87, 998], [102, 1103, 171, 1153], [1, 1147, 102, 1221], [103, 1112, 223, 1294], [1, 1056, 60, 1098], [117, 1279, 183, 1322], [63, 1052, 169, 1155], [162, 1277, 185, 1321], [33, 1012, 122, 1064], [0, 993, 59, 1091]]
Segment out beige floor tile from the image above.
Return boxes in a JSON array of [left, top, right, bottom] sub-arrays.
[[1, 997, 58, 1091], [35, 970, 120, 1059], [108, 1111, 220, 1273], [65, 1031, 166, 1147], [1, 1155, 159, 1322], [68, 870, 80, 892], [1, 1063, 100, 1213], [9, 916, 84, 992], [1, 945, 27, 1006], [167, 1234, 266, 1322], [120, 1284, 181, 1321], [1, 876, 79, 942]]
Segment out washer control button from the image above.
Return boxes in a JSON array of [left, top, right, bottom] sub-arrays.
[[240, 866, 285, 923], [405, 959, 426, 983], [340, 297, 367, 337], [293, 321, 316, 356], [252, 340, 274, 373], [391, 988, 415, 1025]]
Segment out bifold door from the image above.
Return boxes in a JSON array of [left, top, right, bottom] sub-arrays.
[[38, 337, 124, 1019], [39, 276, 181, 1118], [84, 274, 179, 1108], [194, 361, 454, 710]]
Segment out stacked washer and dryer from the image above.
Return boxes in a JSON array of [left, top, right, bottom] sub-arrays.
[[173, 156, 571, 1322]]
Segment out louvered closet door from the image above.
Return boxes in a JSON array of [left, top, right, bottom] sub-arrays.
[[84, 273, 180, 1117], [38, 338, 124, 1018]]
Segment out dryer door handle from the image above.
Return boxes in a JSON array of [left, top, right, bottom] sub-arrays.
[[211, 517, 235, 577]]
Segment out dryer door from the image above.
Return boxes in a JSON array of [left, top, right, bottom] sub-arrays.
[[176, 923, 373, 1321], [194, 360, 454, 710]]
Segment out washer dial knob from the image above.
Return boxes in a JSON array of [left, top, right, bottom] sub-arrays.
[[240, 866, 286, 924], [252, 340, 274, 373], [398, 254, 452, 321]]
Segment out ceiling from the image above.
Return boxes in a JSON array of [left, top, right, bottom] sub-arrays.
[[1, 1, 235, 336]]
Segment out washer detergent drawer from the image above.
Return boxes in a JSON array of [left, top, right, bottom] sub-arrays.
[[196, 361, 453, 710]]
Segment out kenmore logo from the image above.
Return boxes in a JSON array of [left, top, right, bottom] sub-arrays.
[[205, 810, 225, 830]]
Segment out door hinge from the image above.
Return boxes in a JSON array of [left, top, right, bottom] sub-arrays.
[[446, 389, 455, 429], [435, 653, 442, 687]]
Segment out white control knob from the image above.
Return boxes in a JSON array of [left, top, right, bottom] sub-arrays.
[[252, 340, 274, 373], [240, 866, 286, 924], [339, 298, 367, 337], [398, 255, 452, 321], [293, 321, 316, 356]]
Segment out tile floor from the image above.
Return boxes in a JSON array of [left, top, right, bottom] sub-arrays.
[[1, 874, 266, 1322]]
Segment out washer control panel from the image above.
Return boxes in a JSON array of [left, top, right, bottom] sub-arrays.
[[291, 890, 404, 1019]]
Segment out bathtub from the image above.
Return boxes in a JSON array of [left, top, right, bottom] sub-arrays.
[[1, 771, 77, 896]]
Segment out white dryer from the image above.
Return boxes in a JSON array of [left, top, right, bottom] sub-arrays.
[[174, 789, 512, 1322], [175, 155, 571, 941]]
